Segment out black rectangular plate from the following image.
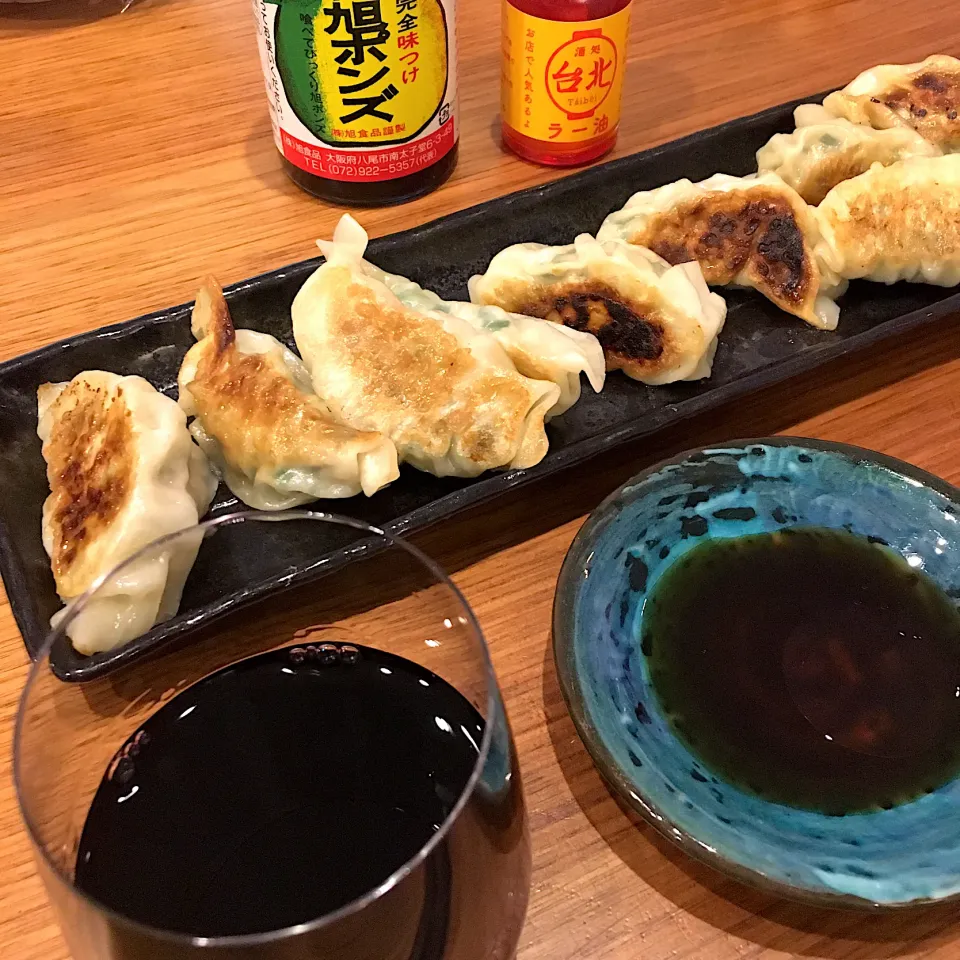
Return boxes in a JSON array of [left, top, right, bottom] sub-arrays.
[[3, 92, 958, 681]]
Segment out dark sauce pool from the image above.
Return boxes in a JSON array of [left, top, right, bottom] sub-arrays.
[[643, 527, 960, 814], [75, 643, 488, 938]]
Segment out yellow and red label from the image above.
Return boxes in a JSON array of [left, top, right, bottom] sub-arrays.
[[501, 2, 630, 144], [252, 0, 457, 182]]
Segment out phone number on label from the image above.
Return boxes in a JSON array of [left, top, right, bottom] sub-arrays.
[[326, 156, 437, 178]]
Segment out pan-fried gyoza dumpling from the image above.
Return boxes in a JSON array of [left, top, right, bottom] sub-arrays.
[[467, 235, 727, 385], [178, 278, 399, 509], [316, 215, 604, 416], [423, 298, 604, 414], [597, 172, 846, 330], [815, 154, 960, 286], [292, 225, 562, 479], [757, 104, 940, 205], [821, 55, 960, 153], [37, 371, 217, 655]]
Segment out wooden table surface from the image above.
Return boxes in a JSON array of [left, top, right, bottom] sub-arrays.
[[2, 0, 960, 957]]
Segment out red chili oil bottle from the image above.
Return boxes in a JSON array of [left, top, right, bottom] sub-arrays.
[[251, 0, 459, 205], [500, 0, 632, 166]]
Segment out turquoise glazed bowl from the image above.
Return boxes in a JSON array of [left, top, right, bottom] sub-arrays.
[[553, 438, 960, 908]]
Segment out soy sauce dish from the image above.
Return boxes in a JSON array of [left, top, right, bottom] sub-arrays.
[[553, 439, 960, 908]]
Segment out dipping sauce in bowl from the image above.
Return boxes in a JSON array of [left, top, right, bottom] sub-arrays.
[[553, 438, 960, 907], [643, 527, 960, 815]]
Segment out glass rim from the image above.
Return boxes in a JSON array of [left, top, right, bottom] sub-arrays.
[[14, 509, 498, 947]]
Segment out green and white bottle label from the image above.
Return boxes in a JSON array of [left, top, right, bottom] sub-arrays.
[[252, 0, 457, 181]]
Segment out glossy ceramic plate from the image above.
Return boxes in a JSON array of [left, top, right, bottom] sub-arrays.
[[553, 438, 960, 908], [3, 93, 960, 681]]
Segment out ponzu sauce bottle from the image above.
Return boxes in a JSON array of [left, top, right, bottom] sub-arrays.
[[251, 0, 459, 205], [501, 0, 632, 165]]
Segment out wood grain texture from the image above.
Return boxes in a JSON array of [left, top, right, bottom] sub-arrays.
[[1, 0, 959, 956]]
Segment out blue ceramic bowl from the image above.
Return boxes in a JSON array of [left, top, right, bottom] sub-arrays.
[[553, 438, 960, 908]]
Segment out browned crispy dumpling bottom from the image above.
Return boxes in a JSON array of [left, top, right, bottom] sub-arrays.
[[637, 191, 814, 316], [510, 282, 674, 379]]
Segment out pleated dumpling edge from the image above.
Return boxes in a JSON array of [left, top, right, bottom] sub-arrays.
[[757, 104, 940, 205], [315, 214, 605, 418], [292, 219, 563, 479], [468, 233, 727, 386], [820, 54, 960, 153], [178, 278, 399, 509], [37, 371, 217, 655], [597, 171, 846, 331], [814, 154, 960, 287]]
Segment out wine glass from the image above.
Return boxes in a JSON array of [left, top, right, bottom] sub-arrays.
[[15, 511, 531, 960]]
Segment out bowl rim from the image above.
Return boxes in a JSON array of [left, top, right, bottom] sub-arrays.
[[552, 435, 960, 911]]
